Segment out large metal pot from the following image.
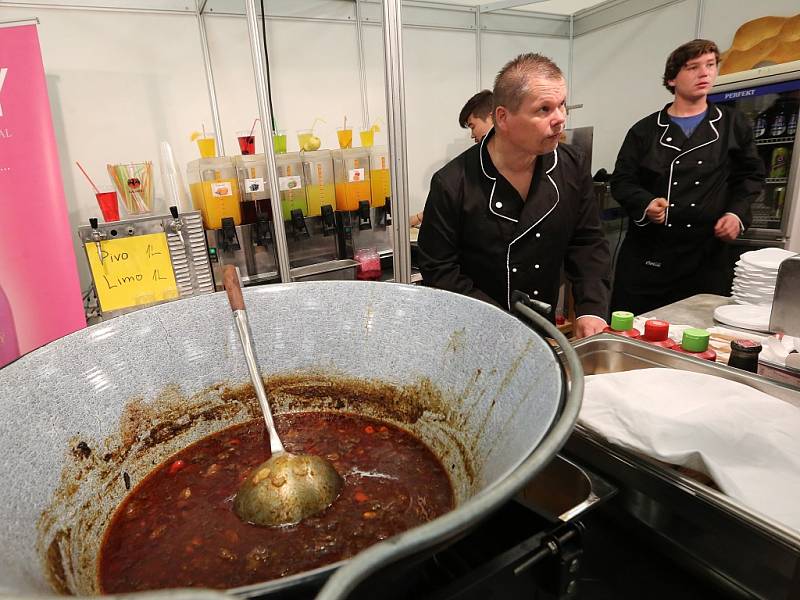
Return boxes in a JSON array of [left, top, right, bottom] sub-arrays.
[[0, 282, 580, 599]]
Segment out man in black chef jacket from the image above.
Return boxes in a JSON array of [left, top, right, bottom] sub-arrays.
[[610, 39, 765, 315], [417, 53, 611, 338]]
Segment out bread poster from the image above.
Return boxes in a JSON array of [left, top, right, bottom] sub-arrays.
[[721, 13, 800, 75]]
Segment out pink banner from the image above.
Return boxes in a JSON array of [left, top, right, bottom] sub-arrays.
[[0, 22, 85, 368]]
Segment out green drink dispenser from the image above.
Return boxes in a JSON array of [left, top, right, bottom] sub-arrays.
[[275, 152, 308, 221], [301, 150, 336, 218]]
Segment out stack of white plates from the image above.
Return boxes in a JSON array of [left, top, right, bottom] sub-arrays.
[[731, 247, 797, 305]]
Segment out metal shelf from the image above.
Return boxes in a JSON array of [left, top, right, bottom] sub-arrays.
[[765, 177, 789, 184], [755, 136, 796, 146]]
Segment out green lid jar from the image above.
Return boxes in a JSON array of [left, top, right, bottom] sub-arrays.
[[681, 328, 710, 352], [610, 311, 635, 331]]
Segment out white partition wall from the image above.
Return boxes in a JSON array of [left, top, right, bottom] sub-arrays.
[[570, 0, 697, 175]]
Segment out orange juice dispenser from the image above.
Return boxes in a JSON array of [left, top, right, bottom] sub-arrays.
[[332, 148, 391, 264], [332, 148, 372, 212], [369, 145, 391, 209], [187, 157, 242, 230]]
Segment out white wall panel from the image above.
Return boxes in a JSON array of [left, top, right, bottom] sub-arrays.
[[570, 0, 696, 174], [399, 28, 477, 212], [480, 33, 570, 90], [205, 15, 363, 155]]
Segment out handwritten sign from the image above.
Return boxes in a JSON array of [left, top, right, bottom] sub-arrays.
[[85, 233, 178, 313]]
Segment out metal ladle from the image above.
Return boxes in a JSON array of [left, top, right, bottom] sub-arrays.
[[223, 265, 343, 527]]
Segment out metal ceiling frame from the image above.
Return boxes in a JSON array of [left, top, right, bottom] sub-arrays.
[[479, 0, 548, 14]]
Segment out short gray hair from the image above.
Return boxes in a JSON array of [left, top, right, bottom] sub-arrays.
[[493, 53, 564, 115]]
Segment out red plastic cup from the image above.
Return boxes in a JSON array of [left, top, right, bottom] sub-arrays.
[[237, 133, 256, 155], [96, 191, 120, 222]]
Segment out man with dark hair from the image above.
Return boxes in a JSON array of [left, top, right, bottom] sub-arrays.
[[459, 89, 494, 143], [610, 39, 764, 315], [418, 53, 611, 338]]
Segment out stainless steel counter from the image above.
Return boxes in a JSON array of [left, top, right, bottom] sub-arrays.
[[640, 293, 731, 329]]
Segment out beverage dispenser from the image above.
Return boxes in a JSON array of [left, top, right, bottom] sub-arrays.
[[187, 157, 242, 230], [189, 155, 278, 289], [274, 151, 338, 268], [369, 145, 391, 209], [332, 148, 392, 271]]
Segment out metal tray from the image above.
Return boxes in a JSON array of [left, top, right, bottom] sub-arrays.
[[566, 334, 800, 600]]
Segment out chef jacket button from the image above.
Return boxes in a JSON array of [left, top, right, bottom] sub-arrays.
[[698, 160, 703, 164], [690, 203, 696, 207], [533, 290, 539, 296], [535, 232, 541, 238], [687, 224, 692, 228], [670, 203, 674, 207], [675, 160, 680, 164], [666, 137, 673, 142], [673, 181, 678, 186], [695, 181, 700, 185], [534, 264, 540, 269], [495, 201, 503, 208], [512, 267, 518, 273], [668, 223, 673, 227]]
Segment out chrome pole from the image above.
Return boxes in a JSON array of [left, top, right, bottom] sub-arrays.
[[475, 8, 482, 91], [382, 0, 412, 284], [244, 0, 292, 282], [195, 0, 224, 156], [355, 0, 370, 129]]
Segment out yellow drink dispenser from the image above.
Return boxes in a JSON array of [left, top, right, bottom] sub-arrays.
[[275, 152, 309, 221], [234, 154, 271, 225], [187, 157, 242, 230], [301, 150, 336, 217], [332, 148, 372, 211], [369, 146, 391, 209]]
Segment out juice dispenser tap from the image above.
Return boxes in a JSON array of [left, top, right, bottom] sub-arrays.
[[88, 218, 106, 263], [321, 204, 336, 236], [168, 205, 185, 247], [255, 213, 272, 248], [290, 208, 310, 240], [379, 197, 392, 227], [218, 217, 241, 252], [357, 200, 372, 230]]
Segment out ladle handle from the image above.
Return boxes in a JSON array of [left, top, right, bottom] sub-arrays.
[[223, 265, 245, 311], [222, 265, 285, 455]]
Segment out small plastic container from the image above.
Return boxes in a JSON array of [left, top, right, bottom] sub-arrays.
[[727, 339, 762, 373], [674, 328, 717, 362], [641, 319, 675, 348], [355, 247, 381, 281], [602, 311, 641, 338]]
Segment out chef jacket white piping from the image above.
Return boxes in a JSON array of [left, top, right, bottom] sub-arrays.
[[660, 106, 721, 227], [480, 128, 519, 224], [505, 148, 560, 309]]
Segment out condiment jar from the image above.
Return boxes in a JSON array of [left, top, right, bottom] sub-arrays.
[[674, 328, 717, 362], [602, 311, 641, 338], [727, 339, 762, 373], [641, 319, 675, 348]]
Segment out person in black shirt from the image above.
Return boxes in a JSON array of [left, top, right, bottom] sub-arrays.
[[417, 53, 611, 338], [610, 39, 765, 315]]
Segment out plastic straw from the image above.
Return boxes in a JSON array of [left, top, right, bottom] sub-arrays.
[[202, 123, 207, 139], [343, 115, 347, 131], [75, 161, 100, 194], [310, 117, 326, 134], [248, 117, 260, 138]]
